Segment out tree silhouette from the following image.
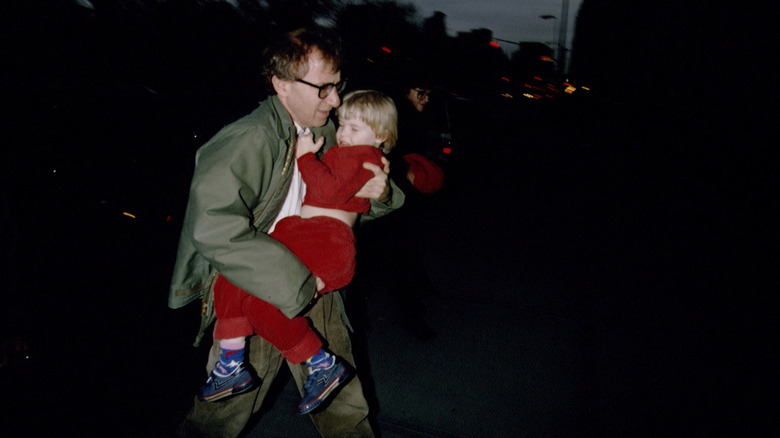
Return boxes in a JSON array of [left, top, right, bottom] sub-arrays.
[[335, 0, 423, 92]]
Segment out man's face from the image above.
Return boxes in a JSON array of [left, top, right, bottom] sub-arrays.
[[277, 50, 341, 129]]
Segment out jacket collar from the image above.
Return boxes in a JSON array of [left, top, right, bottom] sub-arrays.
[[267, 94, 330, 141], [268, 95, 295, 142]]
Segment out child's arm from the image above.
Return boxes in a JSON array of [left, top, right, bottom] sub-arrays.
[[300, 148, 381, 205], [296, 132, 324, 158]]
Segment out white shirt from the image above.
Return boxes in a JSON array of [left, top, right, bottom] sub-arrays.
[[268, 125, 309, 233]]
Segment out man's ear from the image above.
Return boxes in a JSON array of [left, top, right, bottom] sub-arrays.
[[272, 76, 290, 97]]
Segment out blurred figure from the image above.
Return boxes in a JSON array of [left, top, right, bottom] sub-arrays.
[[354, 75, 445, 341], [394, 83, 446, 195], [406, 84, 431, 112]]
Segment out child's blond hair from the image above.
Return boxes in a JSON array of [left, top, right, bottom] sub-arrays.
[[336, 90, 398, 153]]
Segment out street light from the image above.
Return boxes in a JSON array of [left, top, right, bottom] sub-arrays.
[[539, 0, 570, 74], [557, 0, 569, 74], [539, 14, 558, 49]]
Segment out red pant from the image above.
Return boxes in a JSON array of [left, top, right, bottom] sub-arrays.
[[213, 216, 356, 364], [273, 215, 356, 294]]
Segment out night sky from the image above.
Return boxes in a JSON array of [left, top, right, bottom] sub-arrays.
[[409, 0, 582, 52]]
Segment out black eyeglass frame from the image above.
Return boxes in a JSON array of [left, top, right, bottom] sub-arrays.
[[294, 78, 347, 99], [413, 88, 432, 100]]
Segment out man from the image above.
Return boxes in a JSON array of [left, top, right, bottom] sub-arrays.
[[169, 27, 402, 437]]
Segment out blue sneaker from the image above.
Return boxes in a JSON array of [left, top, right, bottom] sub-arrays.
[[198, 361, 256, 402], [296, 357, 352, 414]]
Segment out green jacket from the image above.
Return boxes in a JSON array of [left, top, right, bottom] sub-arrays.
[[169, 95, 403, 345]]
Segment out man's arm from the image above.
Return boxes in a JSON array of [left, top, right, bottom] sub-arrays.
[[354, 158, 390, 202]]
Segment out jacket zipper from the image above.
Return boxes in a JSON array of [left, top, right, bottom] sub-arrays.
[[201, 270, 219, 315]]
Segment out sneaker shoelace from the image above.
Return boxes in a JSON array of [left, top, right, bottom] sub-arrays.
[[214, 360, 241, 378], [307, 357, 335, 375]]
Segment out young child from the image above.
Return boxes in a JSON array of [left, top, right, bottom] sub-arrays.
[[200, 90, 397, 415]]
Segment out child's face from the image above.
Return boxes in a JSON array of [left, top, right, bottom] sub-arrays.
[[336, 116, 385, 148]]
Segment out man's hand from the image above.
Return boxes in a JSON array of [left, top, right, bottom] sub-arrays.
[[309, 277, 324, 302], [296, 132, 324, 158], [355, 157, 391, 203]]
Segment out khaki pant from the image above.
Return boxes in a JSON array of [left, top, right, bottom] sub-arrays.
[[175, 293, 375, 438]]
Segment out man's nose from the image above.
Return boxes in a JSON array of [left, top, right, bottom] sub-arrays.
[[326, 89, 341, 107]]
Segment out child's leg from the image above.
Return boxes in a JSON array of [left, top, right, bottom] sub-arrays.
[[246, 307, 352, 415], [213, 275, 253, 370], [221, 275, 353, 414], [237, 287, 324, 364], [197, 276, 257, 402], [246, 306, 350, 414], [270, 218, 358, 414], [216, 337, 247, 368], [213, 275, 253, 341], [272, 216, 357, 294]]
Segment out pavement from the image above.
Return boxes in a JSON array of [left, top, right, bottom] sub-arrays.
[[1, 97, 775, 437]]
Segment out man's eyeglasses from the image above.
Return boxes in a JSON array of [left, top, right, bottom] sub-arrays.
[[295, 78, 347, 99], [414, 88, 432, 100]]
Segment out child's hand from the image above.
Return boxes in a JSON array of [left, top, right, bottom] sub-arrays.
[[296, 132, 324, 158]]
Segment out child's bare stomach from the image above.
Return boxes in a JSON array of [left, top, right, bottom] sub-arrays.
[[300, 205, 358, 228]]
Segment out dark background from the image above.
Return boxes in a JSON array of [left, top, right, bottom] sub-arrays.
[[1, 1, 776, 436]]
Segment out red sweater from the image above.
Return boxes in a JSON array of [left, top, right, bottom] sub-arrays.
[[298, 145, 385, 214]]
